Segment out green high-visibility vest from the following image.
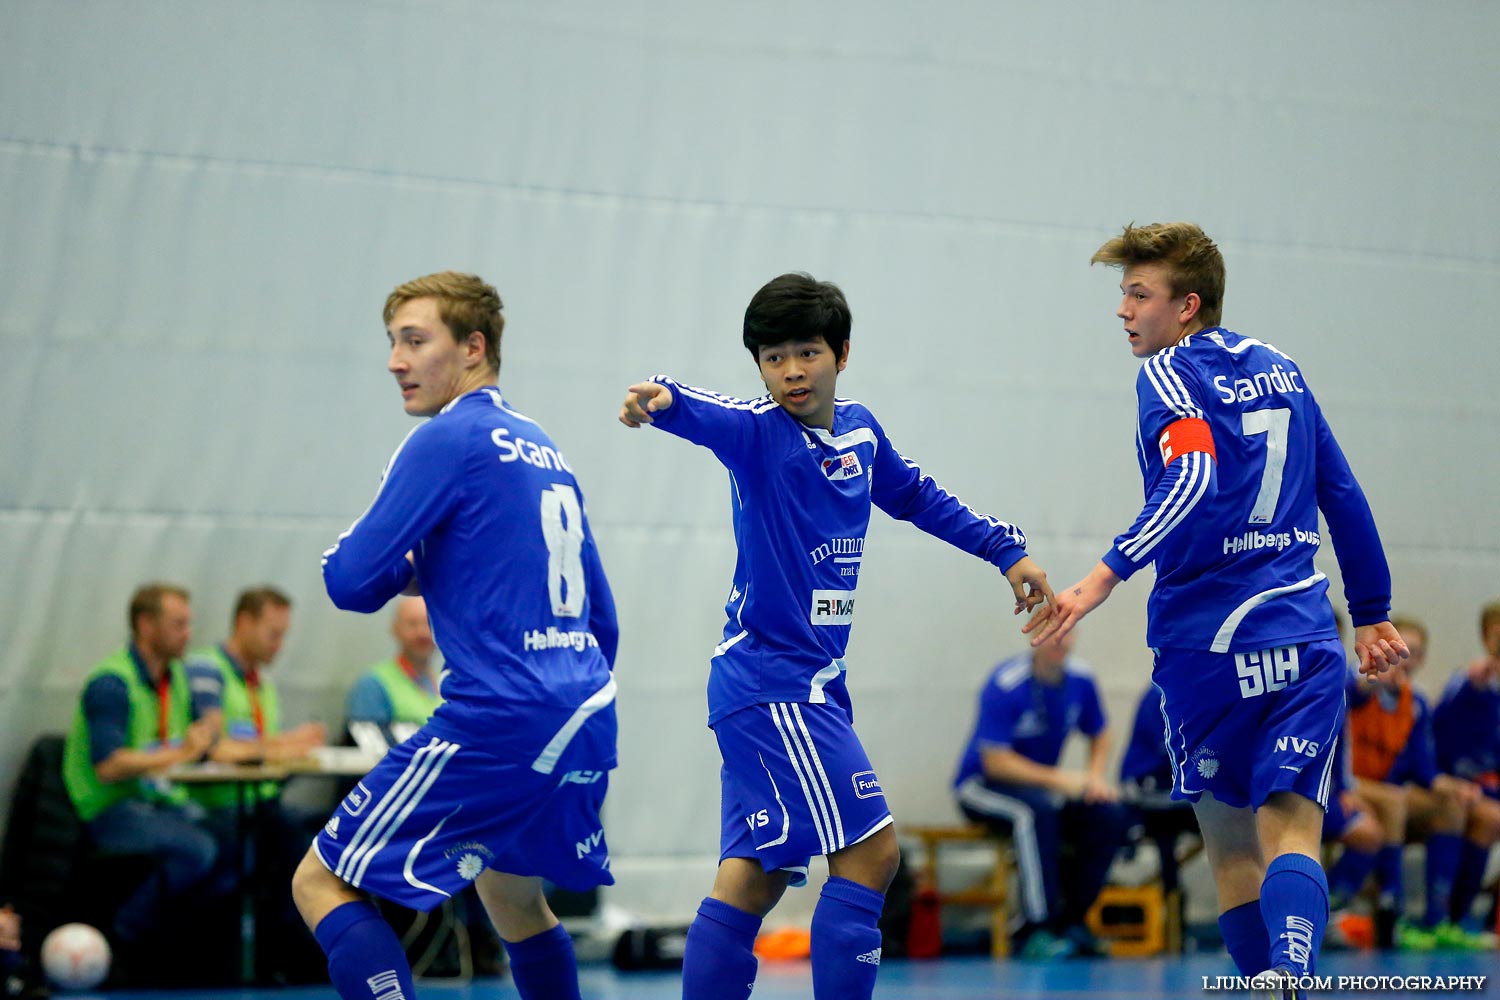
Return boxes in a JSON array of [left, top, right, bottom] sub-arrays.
[[63, 647, 192, 822], [369, 658, 442, 725], [184, 644, 283, 809]]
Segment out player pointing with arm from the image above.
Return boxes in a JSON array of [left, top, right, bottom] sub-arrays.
[[621, 272, 1051, 1000], [1026, 223, 1407, 998]]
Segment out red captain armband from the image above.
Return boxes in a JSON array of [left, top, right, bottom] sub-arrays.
[[1158, 418, 1216, 465]]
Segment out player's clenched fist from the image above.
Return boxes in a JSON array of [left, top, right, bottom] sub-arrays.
[[619, 381, 675, 427]]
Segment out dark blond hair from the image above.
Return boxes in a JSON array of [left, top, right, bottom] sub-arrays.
[[1480, 601, 1500, 637], [1092, 222, 1225, 329], [129, 582, 190, 637], [384, 271, 504, 372]]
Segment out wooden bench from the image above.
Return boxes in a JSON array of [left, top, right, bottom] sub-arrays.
[[904, 823, 1014, 958]]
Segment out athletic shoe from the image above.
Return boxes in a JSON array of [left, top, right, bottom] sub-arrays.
[[1062, 923, 1107, 957], [1395, 920, 1438, 951], [1017, 929, 1077, 960], [1249, 965, 1301, 1000], [1431, 920, 1497, 951]]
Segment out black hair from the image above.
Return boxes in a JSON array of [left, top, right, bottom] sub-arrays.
[[742, 272, 851, 360]]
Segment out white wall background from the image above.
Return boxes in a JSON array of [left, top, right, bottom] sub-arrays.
[[2, 0, 1497, 923]]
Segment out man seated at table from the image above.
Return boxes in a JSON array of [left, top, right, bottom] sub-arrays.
[[186, 586, 325, 775], [345, 595, 442, 750], [184, 585, 327, 981], [62, 583, 235, 979]]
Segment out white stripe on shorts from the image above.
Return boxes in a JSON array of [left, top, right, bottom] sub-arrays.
[[1316, 733, 1339, 808], [790, 704, 845, 849], [769, 703, 847, 854], [754, 753, 791, 850], [352, 741, 460, 887], [768, 704, 830, 855], [954, 776, 1048, 924], [403, 807, 461, 897], [335, 737, 459, 887]]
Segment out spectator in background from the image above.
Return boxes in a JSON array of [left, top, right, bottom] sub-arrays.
[[345, 595, 442, 749], [952, 630, 1129, 959], [61, 584, 234, 967], [1320, 735, 1386, 948], [1, 904, 33, 998], [1431, 602, 1500, 936], [185, 585, 329, 981], [1346, 615, 1491, 950], [185, 585, 326, 789], [1321, 610, 1390, 947]]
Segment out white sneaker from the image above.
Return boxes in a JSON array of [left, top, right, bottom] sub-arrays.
[[1248, 966, 1299, 1000]]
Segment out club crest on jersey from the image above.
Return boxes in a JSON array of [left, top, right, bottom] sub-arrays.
[[822, 452, 865, 481]]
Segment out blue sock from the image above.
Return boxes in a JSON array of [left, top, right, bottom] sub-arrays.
[[1423, 833, 1462, 926], [1218, 900, 1270, 976], [810, 876, 885, 1000], [1450, 839, 1492, 924], [1374, 845, 1404, 912], [682, 897, 761, 1000], [1260, 853, 1328, 976], [504, 923, 581, 1000], [1326, 847, 1377, 908], [313, 900, 415, 1000]]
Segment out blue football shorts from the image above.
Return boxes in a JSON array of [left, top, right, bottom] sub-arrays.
[[1154, 638, 1346, 811], [714, 701, 893, 887], [312, 719, 615, 910]]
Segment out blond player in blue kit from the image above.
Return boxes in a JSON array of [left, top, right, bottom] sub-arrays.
[[292, 272, 619, 1000], [1027, 223, 1410, 999]]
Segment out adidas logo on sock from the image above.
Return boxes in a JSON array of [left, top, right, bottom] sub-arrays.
[[855, 947, 882, 965]]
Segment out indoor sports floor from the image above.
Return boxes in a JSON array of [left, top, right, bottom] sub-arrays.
[[87, 950, 1494, 999]]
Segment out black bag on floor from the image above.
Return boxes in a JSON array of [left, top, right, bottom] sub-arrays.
[[611, 926, 689, 971]]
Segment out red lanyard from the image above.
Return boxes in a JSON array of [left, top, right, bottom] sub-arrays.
[[157, 672, 172, 744], [245, 669, 265, 737], [399, 655, 435, 698]]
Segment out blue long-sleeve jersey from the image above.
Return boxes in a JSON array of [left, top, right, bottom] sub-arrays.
[[1433, 670, 1500, 783], [1120, 686, 1172, 787], [953, 653, 1107, 788], [322, 387, 618, 766], [1102, 329, 1392, 653], [647, 378, 1028, 724]]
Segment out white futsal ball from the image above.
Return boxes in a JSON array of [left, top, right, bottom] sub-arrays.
[[40, 922, 111, 991]]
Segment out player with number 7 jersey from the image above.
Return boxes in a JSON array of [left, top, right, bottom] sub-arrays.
[[1028, 224, 1410, 992], [295, 273, 617, 1000], [1115, 326, 1387, 655]]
